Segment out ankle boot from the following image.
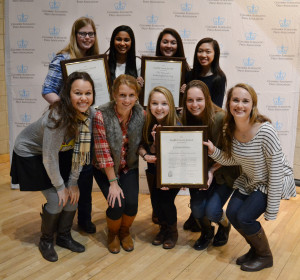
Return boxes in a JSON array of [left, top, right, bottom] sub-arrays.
[[152, 222, 168, 246], [213, 222, 231, 247], [183, 212, 201, 232], [163, 222, 178, 249], [107, 216, 122, 254], [119, 214, 136, 252], [241, 227, 273, 272], [56, 210, 85, 253], [236, 228, 256, 265], [39, 205, 60, 262], [193, 217, 214, 250]]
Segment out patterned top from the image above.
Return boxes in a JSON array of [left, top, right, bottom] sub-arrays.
[[210, 122, 296, 220], [42, 53, 70, 95], [93, 106, 132, 174]]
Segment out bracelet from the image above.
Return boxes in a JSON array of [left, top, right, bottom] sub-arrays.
[[142, 153, 148, 161], [109, 177, 118, 182]]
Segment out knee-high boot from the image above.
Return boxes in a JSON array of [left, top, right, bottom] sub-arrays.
[[241, 227, 273, 272], [39, 205, 60, 262], [193, 217, 215, 250], [236, 228, 256, 265], [119, 214, 136, 252], [106, 216, 122, 254], [56, 210, 85, 253]]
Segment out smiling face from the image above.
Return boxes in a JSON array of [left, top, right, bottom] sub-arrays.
[[229, 87, 253, 121], [197, 42, 215, 69], [149, 92, 170, 122], [186, 87, 206, 118], [70, 79, 94, 114], [114, 84, 138, 115], [160, 33, 178, 57], [114, 31, 132, 56], [76, 24, 96, 55]]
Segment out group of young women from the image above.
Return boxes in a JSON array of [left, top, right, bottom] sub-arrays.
[[10, 17, 296, 273]]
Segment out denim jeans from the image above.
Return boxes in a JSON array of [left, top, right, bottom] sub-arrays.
[[226, 189, 267, 235], [93, 167, 139, 220], [190, 180, 233, 222]]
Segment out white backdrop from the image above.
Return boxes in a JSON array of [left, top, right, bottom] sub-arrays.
[[5, 0, 300, 163]]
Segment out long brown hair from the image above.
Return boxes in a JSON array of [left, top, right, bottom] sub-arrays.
[[143, 86, 180, 145], [48, 72, 95, 137], [181, 80, 222, 139], [59, 17, 100, 58], [223, 83, 271, 158]]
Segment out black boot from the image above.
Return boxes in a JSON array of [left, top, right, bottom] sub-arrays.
[[212, 222, 231, 247], [241, 227, 273, 272], [39, 205, 60, 262], [56, 210, 85, 253], [183, 212, 201, 232], [193, 217, 214, 250]]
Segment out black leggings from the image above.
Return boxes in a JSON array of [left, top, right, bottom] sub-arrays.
[[93, 167, 139, 220]]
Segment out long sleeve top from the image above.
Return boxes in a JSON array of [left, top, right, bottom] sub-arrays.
[[13, 110, 85, 191], [210, 122, 296, 220]]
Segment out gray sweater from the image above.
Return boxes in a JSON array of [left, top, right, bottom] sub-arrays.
[[13, 109, 94, 190]]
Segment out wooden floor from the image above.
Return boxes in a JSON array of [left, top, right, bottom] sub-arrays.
[[1, 154, 300, 280]]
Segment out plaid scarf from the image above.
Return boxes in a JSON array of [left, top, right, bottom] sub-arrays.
[[72, 110, 91, 171]]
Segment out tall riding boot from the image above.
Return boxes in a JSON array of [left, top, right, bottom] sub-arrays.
[[119, 214, 136, 252], [146, 169, 159, 224], [106, 216, 122, 254], [193, 217, 215, 250], [152, 222, 168, 246], [56, 210, 85, 253], [213, 212, 231, 247], [163, 222, 178, 249], [236, 228, 256, 265], [39, 205, 60, 262], [241, 227, 273, 272]]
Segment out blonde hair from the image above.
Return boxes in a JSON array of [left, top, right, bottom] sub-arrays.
[[143, 86, 180, 145], [112, 74, 140, 99], [223, 83, 271, 157], [59, 17, 100, 58]]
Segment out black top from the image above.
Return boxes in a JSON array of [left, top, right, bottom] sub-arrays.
[[186, 71, 226, 107]]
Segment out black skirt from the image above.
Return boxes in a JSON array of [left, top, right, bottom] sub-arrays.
[[10, 150, 73, 191]]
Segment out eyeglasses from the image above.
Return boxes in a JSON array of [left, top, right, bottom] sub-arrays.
[[77, 32, 96, 38]]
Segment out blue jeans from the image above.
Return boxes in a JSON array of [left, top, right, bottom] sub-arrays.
[[226, 189, 267, 235], [190, 180, 233, 222], [93, 168, 139, 220]]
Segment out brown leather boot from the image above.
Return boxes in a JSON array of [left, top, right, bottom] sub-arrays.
[[106, 216, 122, 254], [119, 214, 136, 252], [241, 227, 273, 272], [163, 223, 178, 249], [152, 222, 167, 246], [236, 228, 256, 265]]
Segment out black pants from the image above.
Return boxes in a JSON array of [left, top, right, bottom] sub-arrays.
[[148, 163, 179, 225], [93, 167, 139, 220], [77, 164, 94, 223]]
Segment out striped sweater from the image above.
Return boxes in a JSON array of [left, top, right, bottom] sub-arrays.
[[210, 122, 296, 220]]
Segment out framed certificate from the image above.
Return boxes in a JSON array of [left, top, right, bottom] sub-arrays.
[[140, 56, 186, 107], [61, 54, 112, 107], [156, 126, 208, 189]]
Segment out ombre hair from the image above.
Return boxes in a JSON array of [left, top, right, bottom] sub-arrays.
[[143, 86, 180, 145], [222, 83, 271, 157], [181, 80, 222, 139], [59, 17, 99, 59]]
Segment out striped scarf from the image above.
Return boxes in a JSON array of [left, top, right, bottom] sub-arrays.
[[72, 111, 91, 171]]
